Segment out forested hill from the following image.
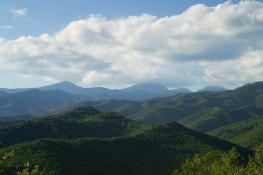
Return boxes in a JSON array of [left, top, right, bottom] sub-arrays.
[[85, 82, 263, 133], [0, 106, 250, 175]]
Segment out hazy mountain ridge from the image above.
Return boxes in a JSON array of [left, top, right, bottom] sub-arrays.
[[85, 82, 263, 134], [198, 86, 227, 92], [0, 82, 192, 119], [1, 81, 192, 101], [0, 89, 83, 117]]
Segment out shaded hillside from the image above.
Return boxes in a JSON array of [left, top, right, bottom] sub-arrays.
[[0, 125, 249, 175], [0, 107, 250, 175], [179, 106, 263, 132], [0, 107, 146, 149], [3, 82, 262, 125], [86, 82, 263, 126], [0, 89, 84, 117], [208, 115, 263, 149]]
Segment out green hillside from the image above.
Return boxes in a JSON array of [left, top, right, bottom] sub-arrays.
[[79, 82, 263, 150], [179, 106, 263, 132], [0, 107, 147, 149], [208, 115, 263, 149], [0, 106, 250, 175], [86, 82, 263, 125]]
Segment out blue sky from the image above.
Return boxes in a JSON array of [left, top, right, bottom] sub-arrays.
[[0, 0, 263, 89], [0, 0, 242, 39]]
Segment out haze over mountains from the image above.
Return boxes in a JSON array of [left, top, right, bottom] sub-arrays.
[[0, 81, 193, 117], [1, 81, 192, 101], [1, 81, 227, 97], [0, 81, 230, 118]]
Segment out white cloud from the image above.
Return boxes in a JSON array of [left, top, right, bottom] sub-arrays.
[[200, 50, 263, 88], [10, 8, 28, 17], [1, 1, 263, 88]]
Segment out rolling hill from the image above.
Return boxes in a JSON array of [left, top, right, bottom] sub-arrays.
[[1, 82, 263, 153], [85, 82, 263, 126], [0, 107, 147, 149], [208, 115, 263, 149], [79, 82, 263, 148], [179, 106, 263, 132], [0, 106, 250, 175]]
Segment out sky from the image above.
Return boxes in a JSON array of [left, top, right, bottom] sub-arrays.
[[0, 0, 263, 90]]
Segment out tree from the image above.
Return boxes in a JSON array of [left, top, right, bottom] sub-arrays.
[[247, 146, 263, 175], [172, 149, 248, 175], [0, 151, 42, 175]]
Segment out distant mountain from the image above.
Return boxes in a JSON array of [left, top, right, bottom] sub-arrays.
[[0, 106, 249, 175], [86, 82, 263, 126], [198, 86, 227, 92], [120, 83, 191, 100], [121, 83, 168, 94], [1, 81, 263, 129], [169, 88, 192, 94], [0, 89, 84, 117], [39, 81, 113, 98], [0, 88, 29, 93], [0, 82, 192, 119], [1, 81, 191, 101], [39, 81, 86, 94]]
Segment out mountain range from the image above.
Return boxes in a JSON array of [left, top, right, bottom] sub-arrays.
[[82, 82, 263, 148], [0, 89, 83, 117], [0, 82, 262, 174], [1, 81, 192, 101], [0, 81, 263, 149], [0, 82, 194, 118]]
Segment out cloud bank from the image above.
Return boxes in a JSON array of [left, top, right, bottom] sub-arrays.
[[1, 1, 263, 88]]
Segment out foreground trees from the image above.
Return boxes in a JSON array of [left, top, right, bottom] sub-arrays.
[[173, 148, 263, 175], [0, 151, 42, 175], [1, 148, 263, 175]]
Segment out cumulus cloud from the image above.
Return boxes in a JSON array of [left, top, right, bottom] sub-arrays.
[[10, 8, 28, 17], [1, 1, 263, 88]]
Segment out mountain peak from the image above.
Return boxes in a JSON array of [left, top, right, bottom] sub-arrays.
[[51, 81, 78, 87], [199, 86, 227, 92], [39, 81, 84, 94], [241, 81, 263, 89], [122, 83, 168, 92]]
